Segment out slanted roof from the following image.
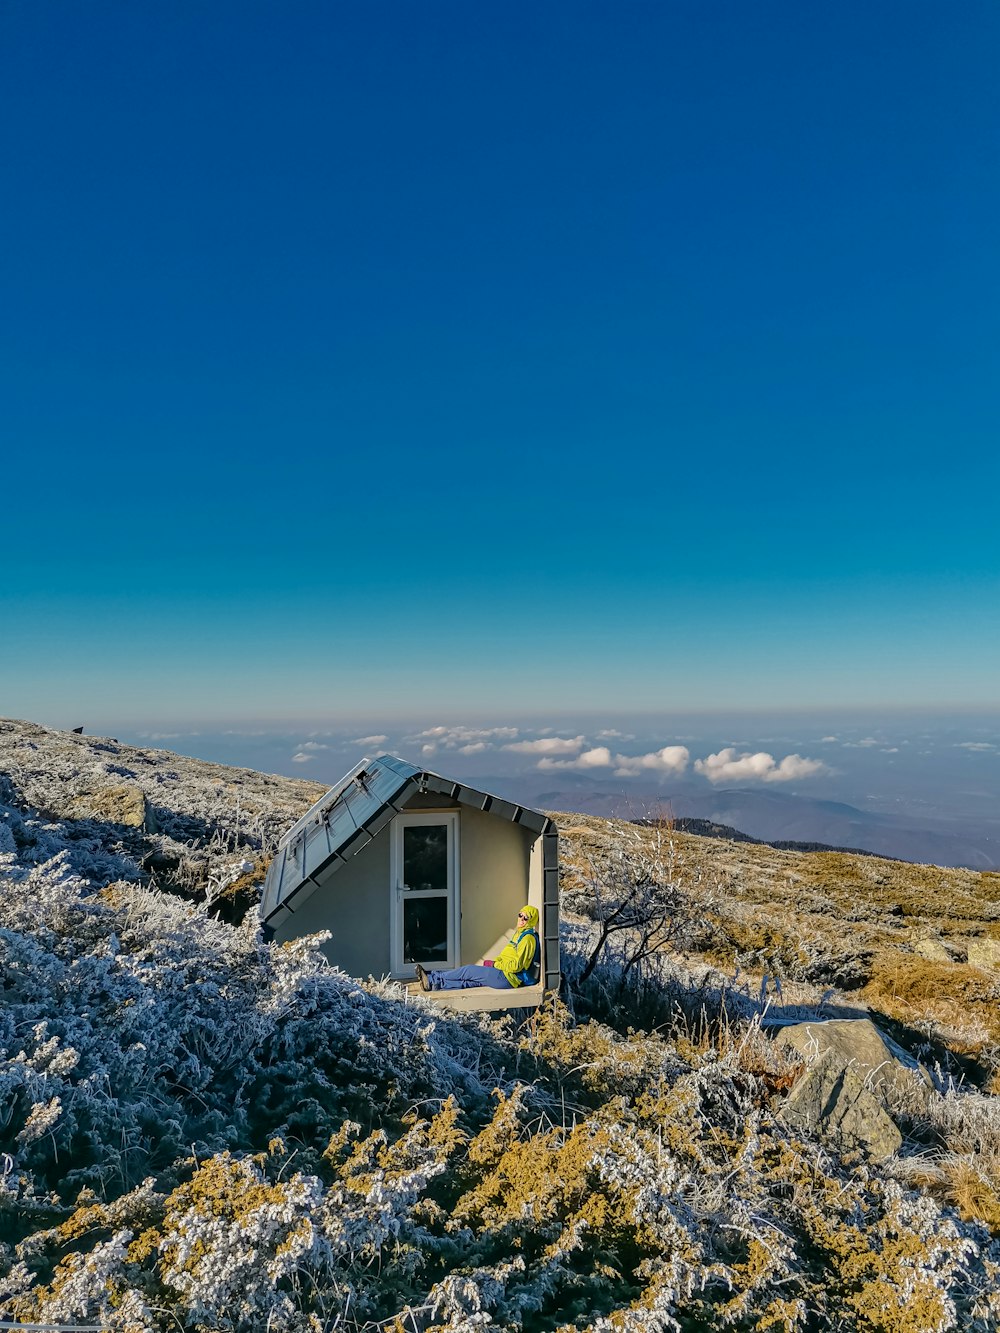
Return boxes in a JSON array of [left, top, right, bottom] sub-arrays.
[[261, 754, 553, 927]]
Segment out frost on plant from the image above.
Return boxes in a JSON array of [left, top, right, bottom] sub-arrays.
[[3, 720, 1000, 1331]]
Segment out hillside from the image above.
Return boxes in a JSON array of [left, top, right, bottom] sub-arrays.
[[560, 812, 1000, 1077], [2, 719, 1000, 1332]]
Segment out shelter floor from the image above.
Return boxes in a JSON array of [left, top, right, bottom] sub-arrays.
[[402, 981, 545, 1012]]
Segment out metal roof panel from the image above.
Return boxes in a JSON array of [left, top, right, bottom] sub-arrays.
[[261, 754, 549, 924]]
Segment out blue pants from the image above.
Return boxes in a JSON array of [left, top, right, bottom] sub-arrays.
[[428, 964, 513, 991]]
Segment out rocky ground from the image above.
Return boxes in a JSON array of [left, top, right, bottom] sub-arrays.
[[0, 717, 325, 918]]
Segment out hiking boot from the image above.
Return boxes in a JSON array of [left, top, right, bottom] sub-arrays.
[[415, 964, 432, 992]]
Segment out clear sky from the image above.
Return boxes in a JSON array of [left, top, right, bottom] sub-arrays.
[[3, 1, 998, 725]]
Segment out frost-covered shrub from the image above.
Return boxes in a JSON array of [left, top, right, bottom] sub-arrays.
[[4, 726, 1000, 1330], [5, 852, 997, 1329], [0, 852, 524, 1326], [0, 719, 326, 907]]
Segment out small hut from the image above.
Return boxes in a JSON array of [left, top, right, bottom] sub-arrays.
[[261, 755, 559, 1010]]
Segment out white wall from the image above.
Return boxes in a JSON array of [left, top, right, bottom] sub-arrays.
[[272, 833, 391, 976]]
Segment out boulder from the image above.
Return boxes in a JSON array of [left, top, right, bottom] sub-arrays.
[[966, 937, 1000, 970], [781, 1049, 903, 1160], [914, 937, 953, 963], [776, 1018, 935, 1156], [67, 783, 149, 830], [778, 1018, 932, 1114]]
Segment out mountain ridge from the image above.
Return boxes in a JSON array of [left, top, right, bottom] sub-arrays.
[[634, 812, 890, 859], [495, 768, 1000, 870]]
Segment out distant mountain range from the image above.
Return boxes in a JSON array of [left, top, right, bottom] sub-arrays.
[[637, 815, 882, 859], [482, 772, 1000, 871]]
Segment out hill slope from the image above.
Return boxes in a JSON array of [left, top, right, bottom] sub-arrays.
[[2, 720, 1000, 1333], [559, 811, 1000, 1070]]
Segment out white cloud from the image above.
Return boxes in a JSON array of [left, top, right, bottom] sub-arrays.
[[770, 753, 828, 781], [882, 747, 899, 753], [458, 742, 487, 754], [956, 741, 996, 752], [820, 735, 838, 743], [353, 734, 388, 747], [577, 747, 613, 769], [505, 736, 586, 756], [613, 746, 690, 777], [297, 740, 329, 751], [596, 729, 633, 741], [291, 751, 313, 763], [843, 737, 879, 748], [411, 725, 518, 750], [694, 748, 827, 784], [537, 746, 613, 771]]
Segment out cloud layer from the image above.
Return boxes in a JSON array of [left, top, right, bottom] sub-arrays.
[[281, 720, 831, 792], [414, 725, 520, 755]]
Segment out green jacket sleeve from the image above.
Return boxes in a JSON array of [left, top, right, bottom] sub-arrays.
[[495, 929, 537, 987]]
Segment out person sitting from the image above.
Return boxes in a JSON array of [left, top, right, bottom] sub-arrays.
[[415, 906, 540, 992]]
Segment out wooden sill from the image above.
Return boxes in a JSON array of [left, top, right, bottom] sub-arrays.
[[402, 981, 545, 1012]]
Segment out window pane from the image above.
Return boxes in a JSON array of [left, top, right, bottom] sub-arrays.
[[403, 825, 448, 892], [403, 896, 448, 963]]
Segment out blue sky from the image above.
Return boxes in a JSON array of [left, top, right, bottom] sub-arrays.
[[3, 1, 999, 725]]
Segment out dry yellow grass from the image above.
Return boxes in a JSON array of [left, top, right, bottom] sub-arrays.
[[555, 812, 1000, 1060]]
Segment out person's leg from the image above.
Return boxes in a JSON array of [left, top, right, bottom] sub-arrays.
[[429, 964, 513, 991]]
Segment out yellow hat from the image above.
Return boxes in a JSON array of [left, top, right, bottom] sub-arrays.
[[518, 905, 539, 928]]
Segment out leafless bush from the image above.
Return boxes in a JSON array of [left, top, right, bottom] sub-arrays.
[[563, 815, 696, 986]]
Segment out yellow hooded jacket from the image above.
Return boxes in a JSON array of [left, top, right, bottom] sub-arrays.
[[493, 906, 540, 987]]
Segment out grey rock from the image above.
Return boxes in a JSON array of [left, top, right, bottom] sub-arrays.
[[781, 1049, 903, 1160], [67, 783, 149, 830], [778, 1018, 931, 1113], [914, 937, 953, 963], [966, 937, 1000, 970]]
